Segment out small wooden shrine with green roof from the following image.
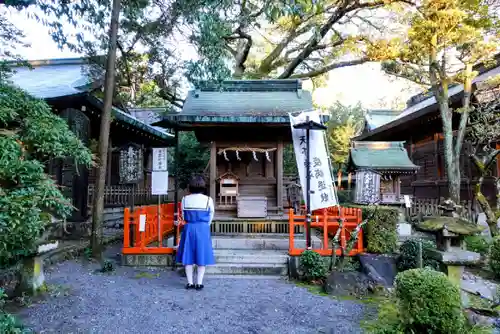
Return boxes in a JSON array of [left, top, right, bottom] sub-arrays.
[[153, 79, 318, 217], [347, 141, 419, 204]]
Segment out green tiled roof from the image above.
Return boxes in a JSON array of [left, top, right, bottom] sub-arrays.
[[364, 109, 401, 131], [157, 79, 314, 126], [86, 96, 174, 143], [348, 141, 419, 172]]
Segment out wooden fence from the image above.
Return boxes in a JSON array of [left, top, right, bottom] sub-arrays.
[[288, 206, 364, 256], [87, 185, 178, 208], [122, 203, 182, 255], [405, 198, 478, 222]]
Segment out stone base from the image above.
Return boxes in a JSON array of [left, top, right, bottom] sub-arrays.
[[15, 256, 46, 296], [442, 264, 464, 286], [122, 254, 174, 266]]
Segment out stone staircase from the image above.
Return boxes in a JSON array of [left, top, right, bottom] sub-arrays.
[[203, 233, 321, 277], [208, 235, 289, 276]]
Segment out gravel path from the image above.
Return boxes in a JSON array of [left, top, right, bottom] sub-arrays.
[[17, 247, 367, 334]]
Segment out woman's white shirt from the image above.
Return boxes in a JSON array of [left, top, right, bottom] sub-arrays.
[[181, 194, 215, 224]]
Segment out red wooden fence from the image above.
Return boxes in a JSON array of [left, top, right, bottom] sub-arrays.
[[288, 206, 364, 256], [122, 203, 182, 255]]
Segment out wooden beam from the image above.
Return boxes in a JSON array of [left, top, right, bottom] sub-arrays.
[[276, 140, 284, 211], [210, 141, 217, 201]]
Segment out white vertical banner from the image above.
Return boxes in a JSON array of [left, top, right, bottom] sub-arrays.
[[290, 110, 337, 211], [151, 148, 169, 195]]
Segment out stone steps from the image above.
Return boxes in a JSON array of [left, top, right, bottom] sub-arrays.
[[212, 235, 321, 250], [214, 249, 288, 264], [206, 263, 288, 276]]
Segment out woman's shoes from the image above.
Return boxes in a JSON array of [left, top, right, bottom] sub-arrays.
[[185, 283, 204, 290]]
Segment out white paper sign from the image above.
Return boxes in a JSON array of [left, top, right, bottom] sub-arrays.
[[290, 110, 337, 211], [151, 171, 169, 195], [404, 195, 412, 208], [139, 214, 146, 232], [152, 148, 168, 172]]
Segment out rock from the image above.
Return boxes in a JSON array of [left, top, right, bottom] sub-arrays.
[[465, 308, 497, 328], [324, 270, 376, 297], [359, 254, 397, 287]]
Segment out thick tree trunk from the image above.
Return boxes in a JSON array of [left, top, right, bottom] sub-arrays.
[[90, 0, 121, 258], [439, 91, 460, 203]]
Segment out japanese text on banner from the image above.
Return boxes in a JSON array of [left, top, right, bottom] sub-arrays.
[[290, 110, 337, 211]]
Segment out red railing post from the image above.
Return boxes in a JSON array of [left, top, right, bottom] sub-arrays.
[[139, 207, 147, 250], [123, 208, 130, 249]]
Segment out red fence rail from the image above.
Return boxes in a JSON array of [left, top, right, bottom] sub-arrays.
[[122, 203, 182, 255], [288, 206, 364, 256]]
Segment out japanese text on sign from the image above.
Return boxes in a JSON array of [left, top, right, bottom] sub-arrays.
[[290, 110, 337, 210], [152, 148, 168, 172]]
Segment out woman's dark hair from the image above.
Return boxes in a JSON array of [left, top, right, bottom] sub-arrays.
[[188, 175, 206, 194]]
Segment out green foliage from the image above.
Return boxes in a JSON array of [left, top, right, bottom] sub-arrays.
[[99, 260, 114, 273], [395, 268, 465, 334], [336, 190, 352, 204], [489, 236, 500, 277], [397, 239, 440, 272], [0, 288, 31, 333], [299, 250, 327, 282], [465, 235, 491, 256], [326, 102, 365, 169], [0, 82, 92, 268], [363, 296, 405, 334], [350, 205, 398, 254], [283, 144, 298, 176], [168, 132, 209, 189]]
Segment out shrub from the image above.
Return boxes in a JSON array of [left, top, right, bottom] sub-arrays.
[[0, 288, 30, 333], [337, 190, 352, 204], [395, 268, 464, 333], [349, 205, 399, 254], [299, 250, 327, 282], [465, 235, 490, 256], [489, 237, 500, 277], [0, 82, 93, 268], [397, 239, 440, 272]]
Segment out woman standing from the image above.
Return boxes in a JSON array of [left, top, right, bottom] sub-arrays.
[[176, 175, 215, 290]]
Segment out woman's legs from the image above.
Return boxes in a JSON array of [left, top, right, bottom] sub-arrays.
[[197, 266, 206, 285], [185, 265, 194, 286]]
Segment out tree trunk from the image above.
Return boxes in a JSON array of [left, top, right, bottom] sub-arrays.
[[90, 0, 121, 258], [470, 152, 500, 237], [475, 178, 499, 237], [438, 89, 460, 203]]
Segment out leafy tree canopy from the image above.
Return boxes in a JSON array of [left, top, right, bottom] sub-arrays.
[[0, 81, 93, 267]]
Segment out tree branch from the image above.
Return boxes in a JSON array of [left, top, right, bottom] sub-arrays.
[[289, 58, 369, 79]]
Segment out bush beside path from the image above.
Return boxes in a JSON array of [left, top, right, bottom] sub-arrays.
[[16, 245, 367, 334]]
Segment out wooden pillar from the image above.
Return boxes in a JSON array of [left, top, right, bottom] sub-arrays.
[[210, 141, 217, 201], [276, 141, 284, 211]]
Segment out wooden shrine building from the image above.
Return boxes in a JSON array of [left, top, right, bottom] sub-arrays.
[[8, 58, 175, 222], [355, 56, 500, 204], [153, 79, 316, 218], [346, 141, 419, 204]]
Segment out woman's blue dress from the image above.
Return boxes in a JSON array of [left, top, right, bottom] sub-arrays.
[[176, 194, 215, 266]]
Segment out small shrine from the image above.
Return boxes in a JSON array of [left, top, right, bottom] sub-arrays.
[[346, 141, 419, 204], [218, 171, 239, 206], [154, 79, 315, 218]]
